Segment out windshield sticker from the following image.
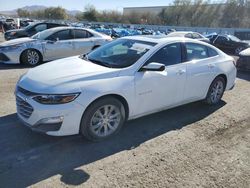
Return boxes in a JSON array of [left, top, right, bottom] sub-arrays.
[[130, 43, 152, 53]]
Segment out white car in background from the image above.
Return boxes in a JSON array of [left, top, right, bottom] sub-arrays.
[[167, 31, 210, 43], [16, 36, 236, 141], [0, 27, 112, 66]]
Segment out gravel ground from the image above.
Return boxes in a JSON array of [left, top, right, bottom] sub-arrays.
[[0, 42, 250, 187], [0, 32, 4, 42]]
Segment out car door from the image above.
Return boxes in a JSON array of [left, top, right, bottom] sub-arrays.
[[134, 43, 187, 115], [183, 43, 218, 101], [43, 29, 75, 61], [72, 29, 95, 55]]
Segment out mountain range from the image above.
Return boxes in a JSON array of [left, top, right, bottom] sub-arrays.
[[0, 5, 82, 16]]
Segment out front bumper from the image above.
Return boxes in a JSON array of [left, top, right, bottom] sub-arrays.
[[16, 90, 85, 136], [4, 33, 17, 41], [18, 116, 62, 134], [0, 49, 21, 64]]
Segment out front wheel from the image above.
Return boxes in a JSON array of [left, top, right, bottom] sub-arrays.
[[205, 77, 226, 105], [80, 97, 126, 141], [21, 49, 41, 66]]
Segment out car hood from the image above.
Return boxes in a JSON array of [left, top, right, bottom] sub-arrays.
[[239, 48, 250, 56], [0, 37, 36, 46], [237, 41, 250, 46], [18, 56, 121, 94], [5, 28, 25, 34]]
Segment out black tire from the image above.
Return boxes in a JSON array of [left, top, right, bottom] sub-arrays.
[[21, 49, 42, 66], [80, 97, 126, 141], [205, 76, 226, 105]]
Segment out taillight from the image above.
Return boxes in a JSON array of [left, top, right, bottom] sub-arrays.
[[232, 60, 237, 67]]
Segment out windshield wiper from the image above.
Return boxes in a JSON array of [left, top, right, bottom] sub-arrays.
[[88, 58, 113, 68]]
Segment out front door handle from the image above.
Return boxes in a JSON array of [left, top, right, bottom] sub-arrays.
[[176, 69, 186, 75], [208, 64, 215, 69]]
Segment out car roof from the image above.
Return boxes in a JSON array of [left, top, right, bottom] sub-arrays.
[[43, 26, 85, 32], [38, 26, 103, 36], [167, 31, 196, 36], [122, 35, 204, 45]]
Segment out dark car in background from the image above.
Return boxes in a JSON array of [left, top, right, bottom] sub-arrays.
[[237, 48, 250, 71], [208, 34, 250, 55], [4, 22, 67, 40]]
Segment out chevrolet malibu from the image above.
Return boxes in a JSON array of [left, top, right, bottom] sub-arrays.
[[16, 36, 236, 141], [0, 27, 112, 66]]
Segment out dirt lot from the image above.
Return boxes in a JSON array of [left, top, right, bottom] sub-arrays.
[[0, 39, 250, 187]]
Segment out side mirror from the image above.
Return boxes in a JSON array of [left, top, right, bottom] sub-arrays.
[[47, 37, 59, 44], [47, 40, 55, 44], [140, 62, 165, 72]]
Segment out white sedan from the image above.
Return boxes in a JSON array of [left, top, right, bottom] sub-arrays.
[[0, 27, 112, 66], [15, 36, 236, 141]]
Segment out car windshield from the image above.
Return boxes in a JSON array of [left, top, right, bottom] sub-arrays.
[[31, 29, 55, 40], [228, 35, 241, 42], [24, 23, 36, 31], [84, 39, 156, 68]]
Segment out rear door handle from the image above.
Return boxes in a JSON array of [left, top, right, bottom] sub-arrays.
[[176, 69, 186, 75]]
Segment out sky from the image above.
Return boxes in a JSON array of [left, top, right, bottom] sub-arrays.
[[0, 0, 175, 11]]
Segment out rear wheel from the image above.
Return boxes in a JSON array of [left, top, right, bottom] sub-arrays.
[[205, 77, 226, 105], [80, 97, 126, 141], [21, 49, 41, 66]]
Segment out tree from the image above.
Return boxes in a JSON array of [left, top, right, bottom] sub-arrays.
[[17, 8, 30, 17], [44, 7, 68, 20], [83, 5, 98, 21], [159, 0, 192, 26]]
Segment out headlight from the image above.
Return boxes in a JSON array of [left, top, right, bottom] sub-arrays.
[[2, 44, 22, 50], [10, 32, 16, 36], [33, 93, 80, 104]]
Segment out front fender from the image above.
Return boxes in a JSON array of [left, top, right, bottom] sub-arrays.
[[75, 76, 136, 118]]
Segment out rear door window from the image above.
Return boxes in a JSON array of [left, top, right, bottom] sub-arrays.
[[73, 29, 93, 39], [185, 33, 193, 39], [185, 43, 209, 61], [47, 30, 73, 40], [34, 24, 47, 32], [207, 47, 219, 57]]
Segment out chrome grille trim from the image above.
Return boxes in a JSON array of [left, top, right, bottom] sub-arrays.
[[16, 95, 34, 119]]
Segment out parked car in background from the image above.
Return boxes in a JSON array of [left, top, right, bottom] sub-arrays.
[[0, 27, 112, 66], [5, 18, 15, 24], [4, 22, 67, 40], [208, 34, 250, 55], [167, 31, 210, 43], [237, 48, 250, 71], [15, 36, 236, 141]]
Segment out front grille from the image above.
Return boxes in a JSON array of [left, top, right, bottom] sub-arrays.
[[0, 53, 9, 61], [16, 95, 34, 119]]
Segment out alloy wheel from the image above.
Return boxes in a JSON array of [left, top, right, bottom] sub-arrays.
[[210, 80, 224, 103], [90, 105, 121, 137], [27, 50, 40, 65]]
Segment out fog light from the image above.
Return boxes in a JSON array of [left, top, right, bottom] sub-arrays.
[[39, 116, 64, 124]]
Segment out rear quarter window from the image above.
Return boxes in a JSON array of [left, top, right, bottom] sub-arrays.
[[207, 47, 219, 57], [185, 43, 209, 61]]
